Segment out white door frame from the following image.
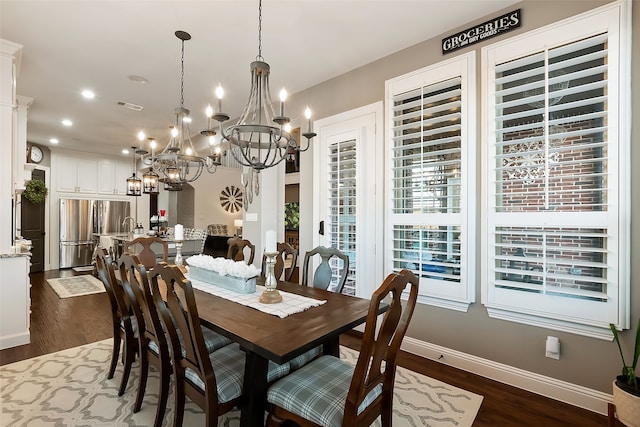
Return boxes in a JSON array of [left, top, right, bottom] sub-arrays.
[[312, 102, 384, 298]]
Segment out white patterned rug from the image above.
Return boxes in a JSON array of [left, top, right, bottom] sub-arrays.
[[0, 340, 482, 426], [46, 275, 106, 298]]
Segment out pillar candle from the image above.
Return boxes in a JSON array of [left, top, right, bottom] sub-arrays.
[[174, 224, 184, 241], [265, 229, 276, 253]]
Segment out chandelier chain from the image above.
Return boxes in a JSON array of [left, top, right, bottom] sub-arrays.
[[180, 38, 185, 107], [257, 0, 263, 61]]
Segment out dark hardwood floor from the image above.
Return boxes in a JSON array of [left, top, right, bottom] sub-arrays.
[[1, 270, 615, 426]]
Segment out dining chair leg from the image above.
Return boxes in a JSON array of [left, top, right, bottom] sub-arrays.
[[108, 335, 121, 379], [172, 379, 186, 427], [154, 366, 170, 427], [133, 353, 149, 412], [118, 338, 135, 396]]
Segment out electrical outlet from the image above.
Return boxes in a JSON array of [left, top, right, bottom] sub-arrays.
[[545, 336, 560, 359]]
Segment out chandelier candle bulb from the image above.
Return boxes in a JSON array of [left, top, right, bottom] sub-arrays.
[[279, 88, 287, 117], [305, 107, 312, 133], [265, 229, 276, 253], [216, 84, 224, 113]]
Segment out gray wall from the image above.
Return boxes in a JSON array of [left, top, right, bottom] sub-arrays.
[[290, 0, 638, 394]]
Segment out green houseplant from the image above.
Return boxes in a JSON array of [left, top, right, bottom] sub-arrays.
[[23, 179, 48, 204], [610, 318, 640, 427]]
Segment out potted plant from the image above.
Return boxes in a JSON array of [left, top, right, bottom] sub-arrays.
[[610, 318, 640, 427]]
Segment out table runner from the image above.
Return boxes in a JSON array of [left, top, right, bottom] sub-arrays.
[[188, 276, 326, 318]]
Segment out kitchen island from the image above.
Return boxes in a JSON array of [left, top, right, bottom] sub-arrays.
[[109, 235, 204, 263]]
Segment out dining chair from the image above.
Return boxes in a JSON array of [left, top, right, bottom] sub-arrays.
[[117, 253, 171, 427], [301, 246, 350, 293], [266, 269, 419, 427], [226, 237, 255, 264], [148, 262, 292, 427], [123, 236, 169, 270], [262, 242, 298, 282], [118, 254, 236, 426], [94, 247, 136, 397]]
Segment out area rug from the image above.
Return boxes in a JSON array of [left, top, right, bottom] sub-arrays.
[[0, 340, 482, 427], [72, 265, 95, 273], [46, 274, 106, 298]]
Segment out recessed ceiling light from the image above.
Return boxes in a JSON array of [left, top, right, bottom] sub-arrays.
[[61, 119, 73, 126], [50, 138, 59, 144], [81, 89, 95, 99], [128, 75, 148, 84], [122, 148, 130, 155]]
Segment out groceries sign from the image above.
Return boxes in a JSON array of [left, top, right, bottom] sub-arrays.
[[442, 9, 521, 54]]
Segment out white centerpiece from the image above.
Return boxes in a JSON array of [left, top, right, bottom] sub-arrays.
[[186, 254, 259, 294]]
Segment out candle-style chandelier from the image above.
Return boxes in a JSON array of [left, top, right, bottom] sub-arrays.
[[142, 30, 219, 188], [201, 0, 316, 171]]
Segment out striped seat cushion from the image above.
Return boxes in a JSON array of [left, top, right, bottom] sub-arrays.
[[185, 343, 292, 404], [288, 345, 322, 370], [267, 355, 382, 427]]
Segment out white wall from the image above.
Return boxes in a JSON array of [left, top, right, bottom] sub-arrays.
[[189, 166, 242, 234]]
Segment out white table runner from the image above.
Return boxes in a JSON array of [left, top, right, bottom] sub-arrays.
[[188, 276, 326, 318]]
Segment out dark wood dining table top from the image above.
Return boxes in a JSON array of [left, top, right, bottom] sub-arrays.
[[193, 280, 376, 365], [192, 280, 381, 427]]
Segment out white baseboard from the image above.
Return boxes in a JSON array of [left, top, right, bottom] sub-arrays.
[[0, 332, 30, 350], [401, 336, 613, 416]]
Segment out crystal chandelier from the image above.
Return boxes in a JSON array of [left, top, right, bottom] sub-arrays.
[[203, 0, 316, 171], [144, 31, 218, 188]]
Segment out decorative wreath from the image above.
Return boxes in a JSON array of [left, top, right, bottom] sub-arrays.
[[23, 179, 48, 204], [220, 185, 243, 213]]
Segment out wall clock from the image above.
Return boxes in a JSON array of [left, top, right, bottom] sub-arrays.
[[220, 185, 243, 213], [28, 145, 43, 164]]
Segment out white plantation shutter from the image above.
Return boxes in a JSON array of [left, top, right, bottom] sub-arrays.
[[327, 139, 357, 295], [482, 3, 630, 337], [386, 53, 475, 310]]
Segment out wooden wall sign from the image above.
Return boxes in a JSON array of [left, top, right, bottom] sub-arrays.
[[442, 9, 521, 54]]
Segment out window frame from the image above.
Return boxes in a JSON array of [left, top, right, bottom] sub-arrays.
[[385, 51, 476, 311], [480, 0, 632, 338]]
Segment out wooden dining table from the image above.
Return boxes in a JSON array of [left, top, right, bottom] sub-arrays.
[[192, 280, 381, 427]]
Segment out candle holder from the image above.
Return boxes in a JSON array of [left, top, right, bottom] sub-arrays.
[[259, 251, 282, 304], [174, 240, 184, 267]]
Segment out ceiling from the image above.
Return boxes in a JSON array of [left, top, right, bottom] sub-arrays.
[[1, 0, 519, 159]]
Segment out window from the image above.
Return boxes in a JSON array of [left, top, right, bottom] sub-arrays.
[[386, 52, 476, 311], [481, 2, 631, 338]]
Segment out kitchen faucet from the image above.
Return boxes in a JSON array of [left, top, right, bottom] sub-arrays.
[[122, 216, 135, 233]]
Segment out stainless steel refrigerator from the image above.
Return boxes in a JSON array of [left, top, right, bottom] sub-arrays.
[[59, 199, 130, 268]]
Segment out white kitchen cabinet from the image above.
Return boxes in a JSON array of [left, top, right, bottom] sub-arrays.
[[0, 254, 31, 349], [56, 154, 98, 194], [98, 159, 132, 195]]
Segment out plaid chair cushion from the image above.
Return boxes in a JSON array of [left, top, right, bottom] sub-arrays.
[[120, 316, 138, 338], [148, 339, 160, 355], [289, 345, 322, 370], [201, 326, 232, 353], [267, 355, 382, 427], [185, 343, 292, 404]]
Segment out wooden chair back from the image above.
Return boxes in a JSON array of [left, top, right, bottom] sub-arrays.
[[148, 262, 239, 423], [118, 253, 171, 423], [123, 236, 168, 270], [265, 269, 419, 426], [94, 247, 136, 396], [301, 246, 349, 293], [344, 269, 419, 425], [261, 242, 298, 282], [226, 237, 255, 264]]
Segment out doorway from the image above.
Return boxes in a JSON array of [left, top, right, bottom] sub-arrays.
[[21, 168, 46, 273], [313, 102, 383, 297]]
